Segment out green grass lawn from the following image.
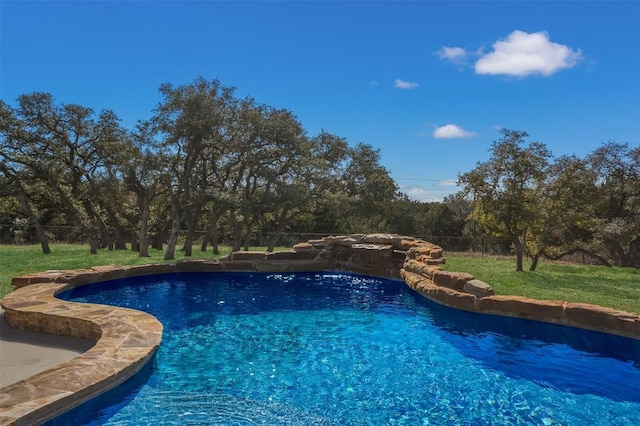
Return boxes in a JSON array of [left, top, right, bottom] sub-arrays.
[[1, 244, 639, 315], [0, 244, 271, 298], [444, 254, 640, 314]]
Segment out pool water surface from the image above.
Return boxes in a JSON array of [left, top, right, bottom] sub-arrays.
[[51, 272, 640, 425]]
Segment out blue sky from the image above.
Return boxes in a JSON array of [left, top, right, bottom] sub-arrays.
[[2, 1, 639, 202]]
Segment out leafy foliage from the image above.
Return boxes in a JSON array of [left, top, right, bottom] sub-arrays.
[[458, 130, 639, 270], [1, 78, 465, 256], [458, 129, 551, 271], [3, 80, 637, 270]]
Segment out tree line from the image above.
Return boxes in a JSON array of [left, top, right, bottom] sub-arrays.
[[0, 77, 464, 259], [455, 129, 639, 270], [2, 78, 637, 270]]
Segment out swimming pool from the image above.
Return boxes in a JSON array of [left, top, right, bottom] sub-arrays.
[[50, 272, 640, 425]]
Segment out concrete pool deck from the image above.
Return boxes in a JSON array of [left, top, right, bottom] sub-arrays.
[[0, 309, 94, 389], [0, 275, 163, 426]]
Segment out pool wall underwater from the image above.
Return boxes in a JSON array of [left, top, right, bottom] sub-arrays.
[[1, 233, 639, 425]]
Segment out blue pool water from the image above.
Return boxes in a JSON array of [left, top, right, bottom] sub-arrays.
[[50, 272, 640, 425]]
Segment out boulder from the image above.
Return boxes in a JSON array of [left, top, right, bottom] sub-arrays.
[[480, 296, 565, 321], [564, 302, 640, 336], [432, 270, 474, 292], [462, 279, 494, 298], [230, 252, 267, 261]]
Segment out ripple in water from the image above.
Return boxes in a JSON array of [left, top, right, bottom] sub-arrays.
[[52, 272, 640, 425]]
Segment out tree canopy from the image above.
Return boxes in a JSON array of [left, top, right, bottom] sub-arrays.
[[0, 78, 464, 256], [2, 79, 637, 270], [458, 130, 639, 270]]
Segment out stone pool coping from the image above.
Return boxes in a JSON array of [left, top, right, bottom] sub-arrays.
[[1, 234, 639, 425], [0, 267, 164, 425]]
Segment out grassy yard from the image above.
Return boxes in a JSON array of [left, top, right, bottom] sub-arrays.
[[0, 244, 270, 298], [1, 244, 639, 315], [444, 254, 640, 314]]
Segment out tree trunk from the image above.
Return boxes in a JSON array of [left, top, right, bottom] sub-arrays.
[[152, 226, 168, 251], [242, 216, 258, 251], [266, 232, 282, 253], [541, 248, 612, 267], [138, 196, 150, 257], [512, 236, 524, 272], [244, 215, 261, 251], [83, 199, 109, 251], [229, 211, 243, 252], [164, 211, 182, 260], [266, 211, 289, 252], [232, 236, 242, 252], [200, 228, 211, 252], [183, 215, 195, 257], [88, 229, 99, 255], [14, 178, 51, 254], [202, 214, 221, 254], [1, 165, 51, 253], [243, 228, 251, 251], [113, 226, 127, 250], [529, 253, 540, 271], [201, 215, 220, 253], [103, 207, 128, 250], [165, 196, 185, 260], [612, 242, 628, 267], [100, 221, 113, 250], [35, 219, 52, 254], [212, 225, 220, 255]]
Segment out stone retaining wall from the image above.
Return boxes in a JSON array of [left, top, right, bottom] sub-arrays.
[[9, 232, 640, 340], [1, 233, 640, 424], [291, 234, 640, 339]]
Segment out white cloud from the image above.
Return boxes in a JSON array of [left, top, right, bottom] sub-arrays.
[[404, 187, 444, 202], [370, 80, 379, 87], [394, 79, 419, 89], [433, 124, 477, 139], [475, 30, 583, 77], [401, 183, 459, 203], [435, 46, 468, 65], [437, 179, 458, 187], [405, 187, 429, 200]]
